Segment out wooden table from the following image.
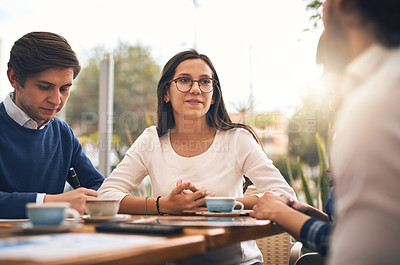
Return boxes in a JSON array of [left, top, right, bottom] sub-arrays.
[[0, 215, 283, 265]]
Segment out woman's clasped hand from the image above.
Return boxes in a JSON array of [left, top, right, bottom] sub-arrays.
[[161, 179, 213, 214]]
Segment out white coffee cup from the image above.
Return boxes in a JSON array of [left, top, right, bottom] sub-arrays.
[[26, 202, 80, 226], [86, 199, 119, 217]]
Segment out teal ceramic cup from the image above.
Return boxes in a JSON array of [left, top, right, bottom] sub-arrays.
[[26, 202, 80, 226], [206, 197, 244, 213]]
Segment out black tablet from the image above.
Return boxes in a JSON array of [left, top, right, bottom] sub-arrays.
[[95, 221, 183, 235]]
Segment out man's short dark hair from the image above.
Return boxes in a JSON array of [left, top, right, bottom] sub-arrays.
[[355, 0, 400, 47], [7, 31, 81, 86]]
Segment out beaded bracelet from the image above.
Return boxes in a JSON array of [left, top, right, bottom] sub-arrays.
[[144, 196, 149, 215], [156, 195, 164, 215]]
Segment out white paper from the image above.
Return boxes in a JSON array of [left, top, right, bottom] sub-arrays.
[[0, 233, 167, 261]]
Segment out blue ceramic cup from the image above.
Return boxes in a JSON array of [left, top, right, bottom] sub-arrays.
[[206, 197, 244, 213], [26, 202, 80, 226]]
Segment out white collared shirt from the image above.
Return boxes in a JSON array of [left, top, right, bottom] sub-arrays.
[[3, 92, 50, 203], [3, 92, 52, 130], [328, 44, 400, 264]]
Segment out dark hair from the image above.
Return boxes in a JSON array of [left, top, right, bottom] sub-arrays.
[[156, 49, 261, 145], [7, 31, 81, 86], [351, 0, 400, 47]]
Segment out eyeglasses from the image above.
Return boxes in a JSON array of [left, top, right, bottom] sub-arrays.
[[169, 77, 217, 93]]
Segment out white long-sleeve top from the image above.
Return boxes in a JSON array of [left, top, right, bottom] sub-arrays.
[[99, 125, 295, 265], [99, 126, 294, 201]]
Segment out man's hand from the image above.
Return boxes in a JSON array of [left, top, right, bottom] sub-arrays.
[[44, 188, 98, 215], [250, 191, 289, 221]]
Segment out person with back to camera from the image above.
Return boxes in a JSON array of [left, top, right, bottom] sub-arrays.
[[319, 0, 400, 264], [98, 49, 295, 265], [0, 32, 105, 219], [256, 0, 400, 264]]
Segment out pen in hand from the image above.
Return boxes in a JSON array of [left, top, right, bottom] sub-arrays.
[[68, 167, 81, 189]]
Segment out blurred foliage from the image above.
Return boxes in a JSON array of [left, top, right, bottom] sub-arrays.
[[303, 0, 323, 30], [286, 156, 297, 195], [251, 112, 282, 130], [297, 156, 314, 206], [293, 132, 332, 212], [272, 155, 299, 185], [66, 42, 160, 159], [287, 90, 335, 167], [315, 131, 330, 211], [77, 132, 121, 152]]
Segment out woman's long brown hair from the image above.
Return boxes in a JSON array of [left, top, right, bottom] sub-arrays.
[[156, 49, 261, 146]]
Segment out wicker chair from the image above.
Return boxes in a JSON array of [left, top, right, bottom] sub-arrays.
[[244, 185, 302, 265]]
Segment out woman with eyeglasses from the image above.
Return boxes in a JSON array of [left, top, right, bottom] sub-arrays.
[[98, 49, 295, 265]]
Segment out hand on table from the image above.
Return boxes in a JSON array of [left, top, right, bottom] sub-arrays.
[[176, 179, 201, 195], [44, 188, 98, 215], [250, 192, 311, 240], [249, 192, 292, 221], [161, 180, 214, 214]]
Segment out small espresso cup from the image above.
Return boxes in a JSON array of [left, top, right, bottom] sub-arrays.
[[85, 199, 119, 217], [26, 202, 80, 226], [206, 197, 244, 213]]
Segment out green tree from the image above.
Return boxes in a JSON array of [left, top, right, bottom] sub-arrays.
[[66, 42, 160, 158]]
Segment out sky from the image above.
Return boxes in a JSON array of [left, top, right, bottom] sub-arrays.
[[0, 0, 323, 114]]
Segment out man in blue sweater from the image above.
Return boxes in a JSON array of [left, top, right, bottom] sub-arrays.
[[0, 32, 105, 218]]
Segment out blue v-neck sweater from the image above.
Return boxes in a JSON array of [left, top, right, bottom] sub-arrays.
[[0, 103, 104, 218]]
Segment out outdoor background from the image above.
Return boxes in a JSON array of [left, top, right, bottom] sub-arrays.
[[0, 0, 323, 111], [0, 0, 330, 206]]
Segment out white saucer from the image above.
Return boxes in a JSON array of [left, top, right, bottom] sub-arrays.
[[82, 214, 131, 223], [195, 210, 251, 217], [19, 223, 74, 234]]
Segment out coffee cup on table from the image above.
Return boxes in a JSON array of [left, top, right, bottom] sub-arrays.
[[206, 197, 244, 213], [26, 202, 80, 227], [85, 199, 119, 217]]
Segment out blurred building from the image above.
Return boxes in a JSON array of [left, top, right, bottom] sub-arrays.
[[229, 111, 288, 158]]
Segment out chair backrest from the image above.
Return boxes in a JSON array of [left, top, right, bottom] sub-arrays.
[[294, 253, 325, 265], [244, 185, 296, 265], [258, 232, 294, 265]]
